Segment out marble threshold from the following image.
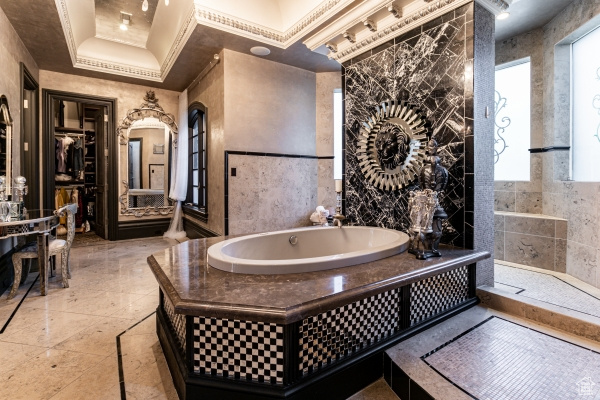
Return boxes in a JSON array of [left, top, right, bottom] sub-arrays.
[[148, 237, 489, 324]]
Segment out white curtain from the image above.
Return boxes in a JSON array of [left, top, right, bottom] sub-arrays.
[[164, 89, 189, 240]]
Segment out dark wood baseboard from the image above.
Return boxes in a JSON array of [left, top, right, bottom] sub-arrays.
[[182, 217, 218, 239], [117, 219, 170, 240]]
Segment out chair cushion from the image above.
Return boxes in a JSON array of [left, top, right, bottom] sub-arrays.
[[49, 239, 67, 251]]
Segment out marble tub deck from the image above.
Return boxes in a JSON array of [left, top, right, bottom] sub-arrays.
[[147, 236, 490, 324]]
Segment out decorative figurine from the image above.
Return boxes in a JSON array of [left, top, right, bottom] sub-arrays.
[[408, 138, 448, 259]]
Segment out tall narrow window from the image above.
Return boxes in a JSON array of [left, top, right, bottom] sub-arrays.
[[494, 59, 531, 181], [333, 89, 343, 180], [188, 103, 207, 211], [572, 26, 600, 181]]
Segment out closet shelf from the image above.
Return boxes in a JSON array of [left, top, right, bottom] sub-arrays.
[[54, 127, 84, 133], [56, 180, 84, 186]]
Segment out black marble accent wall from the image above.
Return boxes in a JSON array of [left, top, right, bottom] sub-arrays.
[[343, 3, 474, 248]]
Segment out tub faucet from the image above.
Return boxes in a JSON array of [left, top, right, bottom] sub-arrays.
[[332, 214, 345, 228]]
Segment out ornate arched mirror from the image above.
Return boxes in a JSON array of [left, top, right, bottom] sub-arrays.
[[117, 91, 178, 217], [0, 95, 13, 198]]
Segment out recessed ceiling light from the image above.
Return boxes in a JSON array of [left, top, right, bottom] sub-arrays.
[[497, 11, 510, 20], [142, 0, 148, 12], [250, 46, 271, 56], [120, 23, 128, 31]]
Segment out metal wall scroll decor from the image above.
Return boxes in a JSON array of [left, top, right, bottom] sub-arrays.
[[494, 90, 510, 164], [356, 100, 429, 191], [117, 91, 178, 146]]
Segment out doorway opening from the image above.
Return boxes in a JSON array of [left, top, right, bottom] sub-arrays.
[[42, 90, 118, 241]]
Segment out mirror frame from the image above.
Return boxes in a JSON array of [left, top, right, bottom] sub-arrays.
[[117, 91, 178, 218], [0, 95, 13, 195]]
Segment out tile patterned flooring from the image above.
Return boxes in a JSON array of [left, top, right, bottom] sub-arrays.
[[423, 316, 600, 399], [495, 263, 600, 318]]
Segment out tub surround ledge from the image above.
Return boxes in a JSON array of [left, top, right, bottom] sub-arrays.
[[147, 237, 490, 324]]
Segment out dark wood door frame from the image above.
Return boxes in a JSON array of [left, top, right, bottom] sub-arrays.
[[42, 89, 118, 241], [20, 63, 39, 211]]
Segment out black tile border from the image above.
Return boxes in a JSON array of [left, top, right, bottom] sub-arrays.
[[223, 150, 333, 235], [116, 311, 157, 400], [493, 280, 526, 295], [0, 273, 39, 334], [413, 315, 600, 400]]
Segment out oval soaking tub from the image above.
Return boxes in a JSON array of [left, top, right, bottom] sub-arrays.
[[207, 226, 410, 274]]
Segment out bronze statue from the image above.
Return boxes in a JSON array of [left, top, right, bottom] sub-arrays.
[[408, 138, 448, 259]]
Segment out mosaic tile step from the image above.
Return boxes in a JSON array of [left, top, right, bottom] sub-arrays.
[[385, 306, 600, 400], [494, 263, 600, 318]]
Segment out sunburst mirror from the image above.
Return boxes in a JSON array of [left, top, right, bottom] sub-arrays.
[[356, 100, 429, 191]]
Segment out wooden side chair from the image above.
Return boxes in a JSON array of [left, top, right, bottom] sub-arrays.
[[8, 203, 78, 299]]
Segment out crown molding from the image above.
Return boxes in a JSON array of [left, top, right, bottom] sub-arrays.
[[75, 56, 163, 81], [304, 0, 391, 51], [55, 0, 198, 83], [160, 5, 198, 78], [193, 0, 354, 49], [330, 0, 475, 63]]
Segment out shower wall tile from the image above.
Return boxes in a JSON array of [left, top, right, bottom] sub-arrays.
[[504, 214, 555, 237], [342, 5, 472, 247], [566, 241, 597, 287], [494, 191, 516, 212], [494, 230, 504, 261], [504, 232, 555, 270], [515, 192, 542, 214], [555, 239, 567, 274], [228, 154, 317, 236]]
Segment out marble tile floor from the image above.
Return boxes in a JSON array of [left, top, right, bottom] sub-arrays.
[[494, 261, 600, 319], [387, 305, 600, 400], [0, 236, 181, 400], [0, 236, 396, 400]]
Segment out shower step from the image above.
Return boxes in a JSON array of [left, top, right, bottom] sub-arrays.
[[478, 262, 600, 343], [383, 305, 600, 400]]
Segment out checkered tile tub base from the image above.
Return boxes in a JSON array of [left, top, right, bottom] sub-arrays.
[[299, 289, 401, 376], [192, 317, 285, 385], [162, 297, 186, 355], [410, 265, 469, 325]]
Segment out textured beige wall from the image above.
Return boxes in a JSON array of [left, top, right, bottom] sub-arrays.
[[540, 0, 600, 289], [223, 49, 316, 155], [316, 72, 341, 209], [187, 49, 225, 234], [0, 6, 39, 253], [39, 70, 179, 222], [494, 29, 544, 214]]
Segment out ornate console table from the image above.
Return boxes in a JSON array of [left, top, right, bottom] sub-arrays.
[[148, 238, 490, 400], [0, 209, 59, 296]]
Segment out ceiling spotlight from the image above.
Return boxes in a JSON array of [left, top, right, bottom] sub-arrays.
[[142, 0, 148, 12], [250, 46, 270, 56], [497, 11, 510, 20], [165, 0, 169, 5], [120, 11, 131, 30]]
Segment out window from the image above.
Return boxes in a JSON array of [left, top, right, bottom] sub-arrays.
[[494, 59, 531, 181], [187, 103, 207, 212], [571, 26, 600, 181], [333, 89, 343, 179]]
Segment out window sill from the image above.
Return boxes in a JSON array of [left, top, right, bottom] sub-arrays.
[[183, 205, 208, 223]]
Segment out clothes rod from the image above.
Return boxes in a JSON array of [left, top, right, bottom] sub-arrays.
[[186, 54, 220, 92], [55, 133, 84, 137]]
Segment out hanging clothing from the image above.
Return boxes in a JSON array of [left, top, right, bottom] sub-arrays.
[[58, 187, 69, 225], [56, 137, 74, 174], [72, 138, 84, 179]]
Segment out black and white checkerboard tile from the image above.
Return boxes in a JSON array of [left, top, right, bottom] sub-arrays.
[[410, 265, 469, 325], [298, 289, 400, 376], [162, 297, 186, 354], [192, 317, 285, 385]]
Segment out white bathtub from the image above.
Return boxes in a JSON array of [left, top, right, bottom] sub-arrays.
[[207, 226, 410, 274]]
